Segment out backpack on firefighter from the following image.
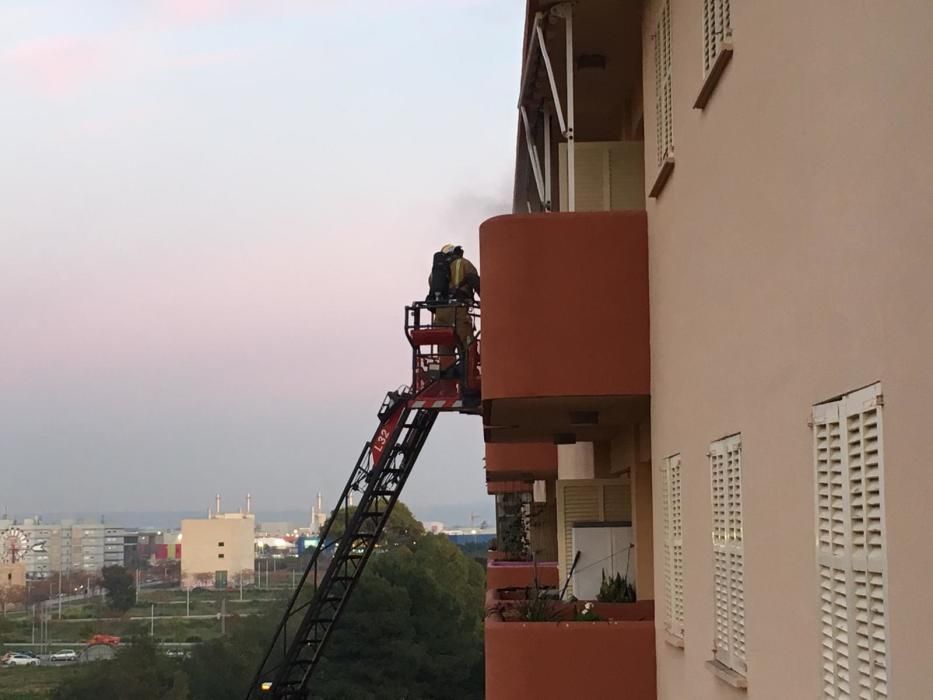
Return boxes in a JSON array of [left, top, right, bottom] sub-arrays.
[[427, 250, 452, 304]]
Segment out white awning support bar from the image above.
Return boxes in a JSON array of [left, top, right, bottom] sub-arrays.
[[560, 4, 575, 212], [543, 107, 552, 211], [521, 106, 546, 205], [517, 2, 574, 212], [535, 22, 567, 137], [516, 13, 542, 109]]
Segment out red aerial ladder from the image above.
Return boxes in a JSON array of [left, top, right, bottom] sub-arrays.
[[246, 300, 480, 700]]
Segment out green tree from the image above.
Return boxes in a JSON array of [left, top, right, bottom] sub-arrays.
[[323, 501, 425, 548], [313, 534, 485, 699], [185, 533, 484, 699], [51, 638, 186, 700], [101, 565, 136, 612], [185, 610, 283, 700]]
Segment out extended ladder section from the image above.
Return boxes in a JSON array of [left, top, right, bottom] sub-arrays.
[[247, 301, 480, 699], [247, 395, 436, 699]]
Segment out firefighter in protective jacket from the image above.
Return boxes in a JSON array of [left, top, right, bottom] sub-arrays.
[[427, 244, 480, 371]]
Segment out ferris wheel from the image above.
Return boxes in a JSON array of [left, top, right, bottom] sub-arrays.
[[0, 528, 30, 564]]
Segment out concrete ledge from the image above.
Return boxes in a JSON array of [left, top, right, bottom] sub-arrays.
[[649, 157, 675, 198], [694, 42, 734, 109], [705, 659, 747, 690], [485, 560, 559, 591]]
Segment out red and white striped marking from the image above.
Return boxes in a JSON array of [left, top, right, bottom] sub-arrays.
[[410, 399, 463, 410]]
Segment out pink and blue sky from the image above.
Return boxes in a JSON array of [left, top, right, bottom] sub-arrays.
[[0, 1, 523, 520]]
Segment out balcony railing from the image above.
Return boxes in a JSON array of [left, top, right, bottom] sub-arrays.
[[484, 584, 656, 700]]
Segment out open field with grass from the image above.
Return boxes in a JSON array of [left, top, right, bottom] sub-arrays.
[[0, 588, 287, 647], [0, 664, 81, 700]]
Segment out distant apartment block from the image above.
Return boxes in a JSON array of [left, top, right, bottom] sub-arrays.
[[0, 519, 127, 579], [181, 511, 255, 590]]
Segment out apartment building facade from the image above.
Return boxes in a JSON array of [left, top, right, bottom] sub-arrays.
[[480, 1, 933, 698], [0, 520, 127, 579], [180, 512, 255, 590]]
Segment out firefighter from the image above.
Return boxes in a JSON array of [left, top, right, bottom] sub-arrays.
[[428, 244, 480, 372]]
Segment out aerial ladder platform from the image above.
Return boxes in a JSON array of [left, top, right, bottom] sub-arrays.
[[246, 301, 481, 700]]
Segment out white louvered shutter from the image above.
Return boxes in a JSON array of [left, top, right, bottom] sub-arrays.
[[710, 435, 746, 674], [654, 0, 673, 167], [663, 454, 685, 638], [559, 141, 646, 212], [703, 0, 733, 75], [814, 384, 888, 700]]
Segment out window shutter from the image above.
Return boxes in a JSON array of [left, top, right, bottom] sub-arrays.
[[654, 0, 673, 167], [558, 142, 607, 212], [559, 141, 646, 212], [557, 479, 631, 597], [663, 454, 685, 638], [814, 384, 888, 699], [703, 0, 733, 75], [710, 434, 745, 674]]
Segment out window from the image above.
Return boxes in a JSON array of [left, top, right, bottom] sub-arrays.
[[662, 454, 685, 640], [695, 0, 734, 108], [703, 0, 732, 75], [650, 0, 675, 197], [654, 0, 673, 167], [217, 542, 225, 547], [556, 479, 631, 597], [813, 384, 888, 699], [218, 553, 225, 559], [710, 434, 746, 676]]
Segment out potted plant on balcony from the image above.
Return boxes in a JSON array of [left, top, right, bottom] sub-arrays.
[[596, 570, 636, 603], [488, 585, 563, 623], [574, 601, 602, 622], [495, 492, 532, 561]]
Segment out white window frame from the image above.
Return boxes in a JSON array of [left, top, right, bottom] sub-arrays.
[[710, 433, 746, 675], [662, 454, 685, 640], [813, 383, 889, 699]]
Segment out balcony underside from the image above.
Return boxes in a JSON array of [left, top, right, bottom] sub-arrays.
[[484, 394, 650, 444]]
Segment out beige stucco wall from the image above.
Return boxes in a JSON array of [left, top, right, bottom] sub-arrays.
[[0, 563, 26, 588], [181, 515, 255, 589], [642, 1, 933, 698]]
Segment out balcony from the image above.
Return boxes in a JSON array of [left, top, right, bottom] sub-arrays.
[[486, 560, 559, 592], [486, 480, 532, 495], [486, 442, 557, 481], [485, 585, 656, 700], [479, 211, 649, 444]]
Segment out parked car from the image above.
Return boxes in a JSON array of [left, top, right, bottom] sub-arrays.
[[49, 649, 78, 663], [3, 653, 39, 667], [87, 634, 120, 646]]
